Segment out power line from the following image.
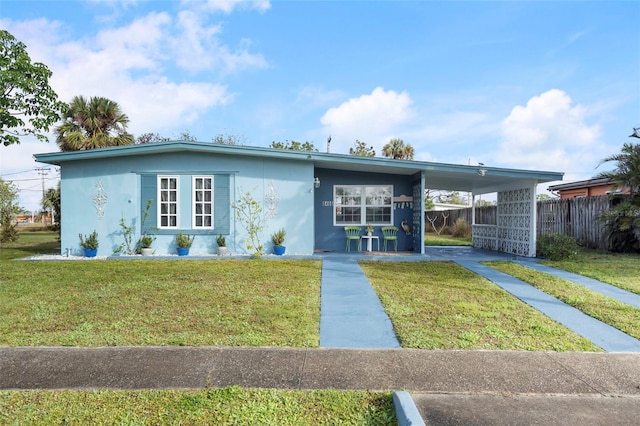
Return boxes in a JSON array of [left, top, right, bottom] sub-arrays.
[[0, 169, 37, 177]]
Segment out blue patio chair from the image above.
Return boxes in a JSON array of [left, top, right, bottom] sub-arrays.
[[344, 226, 362, 251], [381, 226, 398, 251]]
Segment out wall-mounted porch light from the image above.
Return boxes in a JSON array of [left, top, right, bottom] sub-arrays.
[[314, 177, 321, 188]]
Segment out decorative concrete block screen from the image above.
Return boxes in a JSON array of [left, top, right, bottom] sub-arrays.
[[473, 186, 536, 257], [412, 183, 422, 252]]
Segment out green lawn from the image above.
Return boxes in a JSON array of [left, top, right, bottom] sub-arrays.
[[359, 261, 600, 351], [0, 388, 396, 425], [0, 230, 61, 261], [0, 255, 321, 347], [424, 232, 472, 246], [540, 250, 640, 295]]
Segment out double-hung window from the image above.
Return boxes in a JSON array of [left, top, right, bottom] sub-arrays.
[[158, 176, 178, 228], [193, 176, 213, 228], [334, 185, 393, 225]]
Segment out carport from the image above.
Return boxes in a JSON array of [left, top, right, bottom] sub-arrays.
[[307, 153, 563, 257]]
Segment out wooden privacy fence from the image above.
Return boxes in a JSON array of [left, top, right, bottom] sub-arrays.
[[425, 195, 619, 250]]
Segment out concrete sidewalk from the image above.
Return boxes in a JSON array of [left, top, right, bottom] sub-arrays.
[[2, 347, 640, 424], [2, 347, 639, 394]]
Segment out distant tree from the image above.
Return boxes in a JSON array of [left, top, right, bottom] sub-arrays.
[[349, 140, 375, 157], [213, 133, 245, 145], [437, 191, 467, 206], [382, 138, 414, 160], [0, 30, 65, 146], [424, 196, 434, 210], [175, 130, 197, 141], [43, 182, 60, 232], [0, 178, 20, 242], [474, 199, 494, 207], [537, 193, 552, 201], [269, 140, 318, 151], [597, 131, 640, 252], [55, 96, 134, 151], [136, 133, 170, 144]]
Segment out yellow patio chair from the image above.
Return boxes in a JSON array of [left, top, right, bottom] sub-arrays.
[[381, 226, 398, 251], [344, 226, 362, 251]]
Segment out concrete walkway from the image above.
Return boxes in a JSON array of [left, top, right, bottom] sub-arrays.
[[319, 255, 400, 348], [515, 259, 640, 309], [457, 260, 640, 352]]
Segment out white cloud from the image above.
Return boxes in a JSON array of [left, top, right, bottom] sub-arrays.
[[320, 87, 415, 153], [498, 89, 604, 174], [1, 4, 267, 208], [1, 2, 267, 136], [194, 0, 271, 14]]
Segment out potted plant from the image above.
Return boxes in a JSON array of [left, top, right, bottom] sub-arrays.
[[137, 200, 155, 256], [271, 228, 286, 255], [175, 232, 194, 256], [79, 231, 99, 257], [366, 223, 374, 236], [138, 234, 155, 256], [216, 234, 227, 256]]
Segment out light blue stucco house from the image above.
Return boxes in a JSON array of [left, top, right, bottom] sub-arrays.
[[34, 141, 563, 257]]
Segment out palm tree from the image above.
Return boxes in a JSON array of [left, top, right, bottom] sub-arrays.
[[381, 138, 414, 160], [43, 182, 60, 231], [596, 141, 640, 196], [55, 96, 134, 151], [596, 132, 640, 253]]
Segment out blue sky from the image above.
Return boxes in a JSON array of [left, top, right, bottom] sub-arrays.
[[1, 0, 639, 210]]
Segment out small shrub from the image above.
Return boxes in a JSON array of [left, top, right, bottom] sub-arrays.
[[271, 228, 286, 246], [79, 231, 99, 249], [451, 218, 471, 238], [536, 233, 579, 260], [216, 234, 226, 247], [175, 232, 194, 248]]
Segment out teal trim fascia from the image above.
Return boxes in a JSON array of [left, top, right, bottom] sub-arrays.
[[33, 140, 563, 183]]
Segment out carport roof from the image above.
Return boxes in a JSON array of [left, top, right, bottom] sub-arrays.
[[34, 140, 563, 194]]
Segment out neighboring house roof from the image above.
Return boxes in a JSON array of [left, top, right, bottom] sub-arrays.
[[547, 178, 613, 192], [34, 141, 563, 194]]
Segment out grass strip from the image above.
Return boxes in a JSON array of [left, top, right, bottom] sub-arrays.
[[0, 230, 61, 261], [424, 233, 472, 246], [360, 261, 599, 351], [0, 387, 396, 425], [540, 250, 640, 296], [486, 261, 640, 341], [0, 259, 321, 347]]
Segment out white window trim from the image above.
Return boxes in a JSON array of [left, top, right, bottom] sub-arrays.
[[333, 184, 394, 226], [192, 175, 214, 229], [158, 175, 179, 229]]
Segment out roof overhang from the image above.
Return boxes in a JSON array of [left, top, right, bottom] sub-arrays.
[[34, 141, 563, 194], [548, 178, 611, 192]]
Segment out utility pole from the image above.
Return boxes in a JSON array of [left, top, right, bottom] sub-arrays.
[[35, 167, 49, 224]]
